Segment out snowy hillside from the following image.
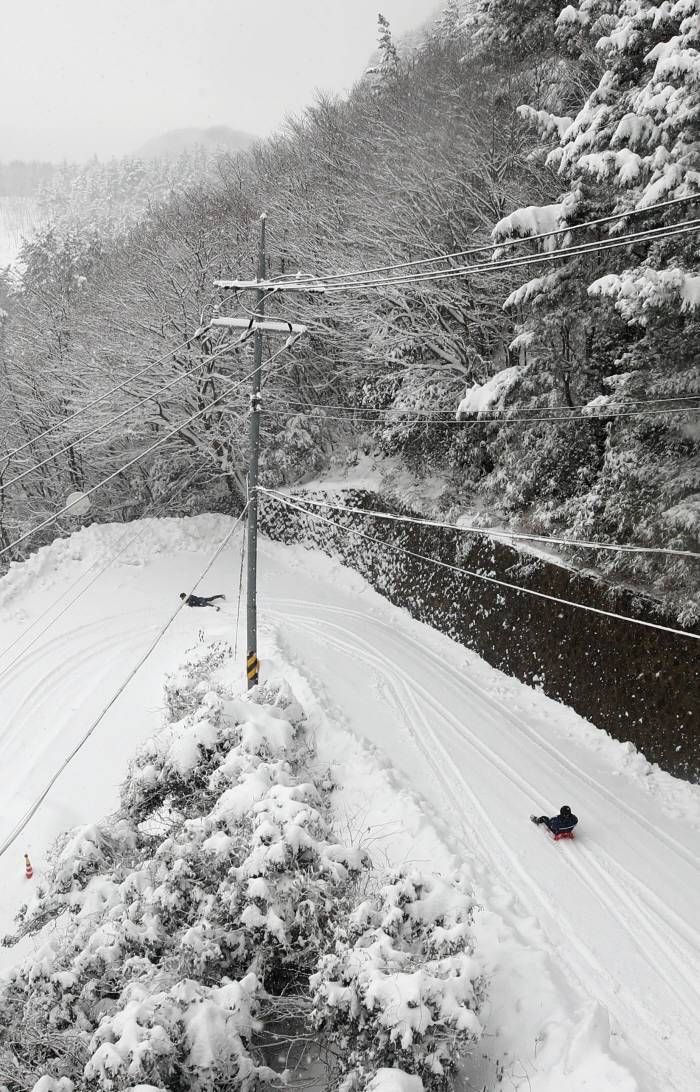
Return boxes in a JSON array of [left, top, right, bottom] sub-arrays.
[[0, 517, 698, 1090], [133, 125, 256, 160]]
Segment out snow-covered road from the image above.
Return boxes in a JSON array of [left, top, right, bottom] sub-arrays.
[[264, 589, 699, 1091], [1, 516, 698, 1091]]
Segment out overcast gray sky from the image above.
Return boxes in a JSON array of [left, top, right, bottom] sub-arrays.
[[1, 0, 441, 162]]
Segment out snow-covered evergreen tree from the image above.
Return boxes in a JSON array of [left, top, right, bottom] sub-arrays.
[[376, 14, 400, 77], [488, 0, 699, 613]]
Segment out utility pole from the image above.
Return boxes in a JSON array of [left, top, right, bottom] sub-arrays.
[[213, 219, 307, 689], [246, 215, 266, 689]]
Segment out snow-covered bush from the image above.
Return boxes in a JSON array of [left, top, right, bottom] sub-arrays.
[[162, 639, 234, 721], [311, 872, 483, 1090], [83, 976, 277, 1092], [0, 646, 326, 1088], [0, 643, 485, 1091]]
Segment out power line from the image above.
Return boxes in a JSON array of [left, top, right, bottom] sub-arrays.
[[304, 221, 700, 294], [0, 506, 248, 862], [264, 402, 700, 426], [265, 392, 700, 412], [260, 194, 699, 286], [302, 218, 700, 292], [0, 339, 294, 562], [1, 338, 244, 493], [259, 489, 700, 559], [244, 219, 699, 294], [261, 491, 699, 641], [0, 326, 213, 465]]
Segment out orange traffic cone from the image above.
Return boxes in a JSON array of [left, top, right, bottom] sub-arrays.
[[24, 854, 33, 880]]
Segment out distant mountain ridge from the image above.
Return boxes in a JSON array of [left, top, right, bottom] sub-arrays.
[[134, 126, 257, 160]]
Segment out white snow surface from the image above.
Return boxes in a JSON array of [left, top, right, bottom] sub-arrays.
[[1, 514, 699, 1092], [367, 1071, 425, 1092]]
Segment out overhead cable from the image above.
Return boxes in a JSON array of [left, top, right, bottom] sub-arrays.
[[265, 403, 700, 426], [266, 392, 700, 412], [244, 218, 698, 293], [260, 489, 700, 559], [266, 220, 700, 294], [261, 194, 699, 286], [261, 491, 699, 641], [1, 337, 246, 492], [0, 338, 294, 561], [0, 507, 248, 861], [1, 326, 213, 465]]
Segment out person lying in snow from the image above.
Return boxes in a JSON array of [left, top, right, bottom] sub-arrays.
[[180, 592, 226, 611], [532, 805, 578, 836]]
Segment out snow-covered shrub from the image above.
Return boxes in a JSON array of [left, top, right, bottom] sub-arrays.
[[162, 639, 234, 721], [50, 820, 139, 894], [311, 871, 483, 1090], [0, 643, 385, 1090], [0, 643, 485, 1091], [120, 693, 230, 822], [83, 976, 278, 1092]]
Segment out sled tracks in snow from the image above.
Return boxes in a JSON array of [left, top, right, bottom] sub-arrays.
[[269, 597, 700, 1092]]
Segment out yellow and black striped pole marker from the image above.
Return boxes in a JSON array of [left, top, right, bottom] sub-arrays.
[[247, 649, 259, 686]]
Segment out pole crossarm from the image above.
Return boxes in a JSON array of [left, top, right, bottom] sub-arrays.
[[212, 317, 308, 335]]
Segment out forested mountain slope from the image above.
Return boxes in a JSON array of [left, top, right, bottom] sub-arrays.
[[0, 0, 697, 620]]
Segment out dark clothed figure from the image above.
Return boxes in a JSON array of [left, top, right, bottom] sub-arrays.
[[533, 805, 578, 836], [180, 592, 225, 610]]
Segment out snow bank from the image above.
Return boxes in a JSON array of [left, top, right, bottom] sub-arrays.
[[0, 513, 233, 610]]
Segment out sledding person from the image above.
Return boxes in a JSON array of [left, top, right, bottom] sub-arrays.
[[180, 592, 226, 611], [532, 804, 578, 836]]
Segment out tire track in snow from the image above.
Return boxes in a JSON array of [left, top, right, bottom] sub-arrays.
[[284, 612, 692, 1089], [277, 613, 607, 990], [0, 609, 155, 686], [0, 611, 160, 767], [289, 610, 696, 993], [273, 598, 700, 988], [590, 844, 700, 956], [565, 842, 699, 1009], [270, 597, 698, 870], [269, 601, 697, 1092], [287, 609, 699, 1003]]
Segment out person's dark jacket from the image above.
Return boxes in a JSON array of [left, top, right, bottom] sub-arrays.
[[184, 594, 211, 607], [547, 811, 578, 835]]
